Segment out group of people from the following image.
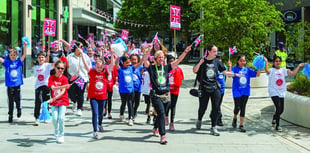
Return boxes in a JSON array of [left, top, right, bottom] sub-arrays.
[[0, 37, 305, 145]]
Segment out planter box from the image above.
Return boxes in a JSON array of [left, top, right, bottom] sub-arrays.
[[282, 92, 310, 128], [226, 72, 268, 88]]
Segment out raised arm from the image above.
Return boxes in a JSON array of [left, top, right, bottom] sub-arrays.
[[264, 57, 270, 74], [193, 58, 204, 73], [134, 45, 151, 69], [171, 45, 192, 69], [115, 56, 120, 70], [20, 41, 27, 62], [288, 63, 305, 75], [80, 49, 90, 72], [108, 49, 115, 72], [59, 39, 70, 51]]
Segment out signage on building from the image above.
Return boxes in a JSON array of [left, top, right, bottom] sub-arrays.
[[121, 29, 129, 41], [88, 33, 94, 41], [283, 8, 301, 23], [170, 5, 181, 30], [43, 18, 56, 37]]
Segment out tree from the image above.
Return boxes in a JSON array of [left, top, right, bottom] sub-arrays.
[[116, 0, 197, 46], [191, 0, 284, 61], [284, 21, 310, 62]]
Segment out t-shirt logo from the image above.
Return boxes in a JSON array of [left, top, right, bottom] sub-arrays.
[[276, 79, 283, 86], [95, 81, 104, 90], [169, 76, 174, 85], [133, 74, 138, 81], [158, 77, 166, 85], [206, 69, 215, 78], [218, 74, 224, 80], [10, 70, 18, 78], [125, 76, 132, 83], [240, 77, 247, 85], [38, 74, 44, 81]]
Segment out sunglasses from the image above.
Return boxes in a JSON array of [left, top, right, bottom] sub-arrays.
[[57, 67, 65, 70]]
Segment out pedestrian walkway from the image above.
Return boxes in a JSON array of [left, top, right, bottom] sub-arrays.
[[0, 64, 309, 153]]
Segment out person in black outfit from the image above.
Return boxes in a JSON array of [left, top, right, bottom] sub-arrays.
[[193, 45, 242, 136], [144, 44, 192, 144]]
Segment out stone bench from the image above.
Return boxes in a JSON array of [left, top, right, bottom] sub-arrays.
[[282, 92, 310, 128]]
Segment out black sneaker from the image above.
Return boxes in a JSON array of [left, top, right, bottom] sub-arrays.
[[17, 110, 21, 118], [239, 125, 246, 133], [217, 119, 224, 126], [232, 119, 237, 128], [146, 117, 151, 124], [8, 116, 13, 123], [108, 115, 112, 119]]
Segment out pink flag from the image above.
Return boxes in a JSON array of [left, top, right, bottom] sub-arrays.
[[229, 46, 237, 55], [43, 18, 56, 36], [121, 29, 129, 41], [152, 32, 159, 44], [170, 5, 181, 30]]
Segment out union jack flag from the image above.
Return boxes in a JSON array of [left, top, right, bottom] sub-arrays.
[[75, 77, 85, 90], [44, 18, 56, 36], [152, 32, 159, 45], [229, 46, 237, 55], [193, 35, 202, 47]]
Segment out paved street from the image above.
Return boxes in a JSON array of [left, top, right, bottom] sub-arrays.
[[0, 64, 309, 153]]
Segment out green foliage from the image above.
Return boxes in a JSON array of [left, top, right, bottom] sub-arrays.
[[116, 0, 197, 39], [190, 0, 284, 61], [288, 73, 310, 97], [284, 21, 310, 61]]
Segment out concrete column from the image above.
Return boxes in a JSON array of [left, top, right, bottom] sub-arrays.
[[23, 0, 32, 77], [56, 0, 63, 40], [68, 0, 73, 42]]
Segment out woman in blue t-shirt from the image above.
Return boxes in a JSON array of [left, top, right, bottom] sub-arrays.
[[230, 54, 261, 132], [115, 50, 149, 126]]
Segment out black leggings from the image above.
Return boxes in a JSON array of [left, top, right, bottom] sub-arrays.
[[164, 94, 179, 123], [271, 96, 284, 127], [143, 94, 151, 115], [105, 91, 113, 114], [198, 89, 221, 127], [120, 93, 134, 120], [132, 91, 141, 116], [34, 86, 50, 119], [7, 86, 21, 117], [233, 95, 249, 117], [68, 82, 87, 109]]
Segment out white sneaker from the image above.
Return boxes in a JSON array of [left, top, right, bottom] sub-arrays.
[[128, 119, 134, 126], [54, 130, 59, 137], [72, 103, 77, 112], [210, 127, 220, 136], [34, 119, 39, 126], [76, 109, 83, 116], [57, 136, 64, 143], [93, 132, 98, 139]]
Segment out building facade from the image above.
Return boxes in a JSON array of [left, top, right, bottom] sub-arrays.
[[0, 0, 122, 81]]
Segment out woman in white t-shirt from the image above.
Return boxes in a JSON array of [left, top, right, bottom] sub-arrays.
[[264, 56, 305, 132]]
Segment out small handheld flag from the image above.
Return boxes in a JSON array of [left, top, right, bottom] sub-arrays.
[[229, 46, 237, 55], [75, 77, 85, 90], [192, 35, 202, 47]]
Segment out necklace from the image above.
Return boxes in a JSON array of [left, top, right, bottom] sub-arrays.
[[155, 64, 164, 84]]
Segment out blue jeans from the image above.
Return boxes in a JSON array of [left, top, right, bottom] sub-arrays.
[[151, 95, 166, 136], [52, 105, 66, 136], [90, 98, 106, 132]]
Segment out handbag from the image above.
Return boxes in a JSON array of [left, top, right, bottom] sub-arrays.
[[189, 89, 202, 97]]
